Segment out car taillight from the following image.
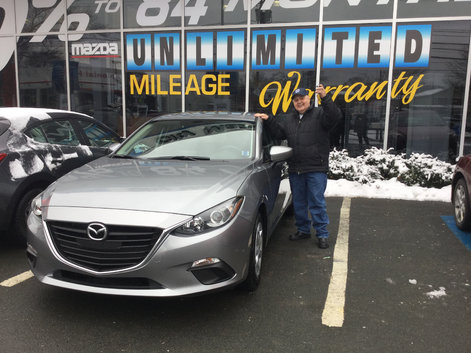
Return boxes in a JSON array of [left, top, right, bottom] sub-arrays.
[[0, 153, 7, 162]]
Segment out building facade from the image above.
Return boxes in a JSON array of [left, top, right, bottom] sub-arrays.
[[1, 0, 471, 162]]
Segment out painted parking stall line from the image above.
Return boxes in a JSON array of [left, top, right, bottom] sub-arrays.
[[0, 270, 34, 287], [322, 197, 351, 328], [441, 215, 471, 251]]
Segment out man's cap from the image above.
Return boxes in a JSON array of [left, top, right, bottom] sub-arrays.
[[291, 87, 309, 98]]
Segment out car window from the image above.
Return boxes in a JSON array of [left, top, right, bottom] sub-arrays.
[[116, 119, 255, 160], [38, 120, 80, 146], [0, 117, 11, 136], [76, 119, 120, 148], [262, 126, 277, 161], [27, 126, 48, 143]]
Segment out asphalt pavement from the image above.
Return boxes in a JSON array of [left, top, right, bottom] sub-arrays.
[[0, 197, 470, 353]]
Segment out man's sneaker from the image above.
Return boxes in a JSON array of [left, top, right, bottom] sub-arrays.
[[289, 231, 311, 241], [318, 238, 329, 249]]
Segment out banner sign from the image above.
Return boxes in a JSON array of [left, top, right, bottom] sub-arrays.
[[126, 24, 431, 113], [126, 25, 431, 71]]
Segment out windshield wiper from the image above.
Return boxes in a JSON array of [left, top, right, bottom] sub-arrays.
[[171, 156, 211, 161], [109, 154, 135, 159], [148, 156, 210, 161]]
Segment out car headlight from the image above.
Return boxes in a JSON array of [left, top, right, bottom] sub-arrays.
[[175, 197, 244, 236], [31, 194, 43, 217], [31, 187, 53, 218]]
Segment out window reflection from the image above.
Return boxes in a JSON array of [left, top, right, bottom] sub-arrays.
[[21, 1, 65, 33], [123, 0, 181, 29], [67, 0, 120, 30], [322, 69, 388, 156], [0, 54, 17, 106], [185, 72, 245, 112], [18, 36, 67, 109], [251, 0, 318, 24], [185, 0, 247, 26], [388, 22, 470, 162], [69, 33, 123, 135], [125, 72, 182, 136]]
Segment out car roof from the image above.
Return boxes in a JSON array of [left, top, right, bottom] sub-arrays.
[[0, 107, 91, 132], [150, 111, 256, 122]]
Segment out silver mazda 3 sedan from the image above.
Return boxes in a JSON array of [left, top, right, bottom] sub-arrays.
[[26, 112, 292, 297]]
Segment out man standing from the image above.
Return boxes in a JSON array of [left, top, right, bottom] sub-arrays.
[[255, 84, 341, 249]]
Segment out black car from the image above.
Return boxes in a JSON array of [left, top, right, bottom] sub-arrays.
[[0, 108, 121, 242]]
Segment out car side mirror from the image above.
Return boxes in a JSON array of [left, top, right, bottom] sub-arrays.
[[106, 142, 121, 154], [269, 146, 292, 163]]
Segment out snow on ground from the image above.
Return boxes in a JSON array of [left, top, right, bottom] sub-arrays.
[[426, 287, 447, 298], [326, 178, 451, 203]]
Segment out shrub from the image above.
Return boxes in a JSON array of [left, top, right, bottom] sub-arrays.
[[328, 148, 453, 188]]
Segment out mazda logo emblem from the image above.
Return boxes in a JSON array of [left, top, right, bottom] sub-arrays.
[[87, 223, 108, 241]]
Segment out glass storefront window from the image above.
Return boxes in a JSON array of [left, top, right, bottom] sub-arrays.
[[388, 22, 471, 163], [321, 68, 388, 155], [323, 0, 393, 21], [185, 71, 245, 111], [249, 70, 317, 117], [185, 0, 247, 26], [2, 1, 471, 164], [67, 0, 120, 30], [69, 33, 123, 135], [398, 0, 471, 19], [465, 80, 471, 155], [19, 0, 66, 34], [184, 30, 246, 111], [124, 0, 181, 29], [320, 25, 391, 155], [0, 37, 17, 106], [125, 72, 182, 135], [249, 27, 317, 116], [18, 36, 67, 109], [124, 30, 182, 135], [251, 0, 319, 24]]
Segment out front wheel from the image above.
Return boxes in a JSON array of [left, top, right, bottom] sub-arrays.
[[242, 213, 264, 292], [453, 178, 471, 231]]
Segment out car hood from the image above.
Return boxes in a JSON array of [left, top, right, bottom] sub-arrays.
[[46, 157, 253, 215]]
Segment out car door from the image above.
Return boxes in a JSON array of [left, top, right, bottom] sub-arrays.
[[261, 122, 288, 235]]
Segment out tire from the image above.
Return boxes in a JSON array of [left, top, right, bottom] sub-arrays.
[[12, 188, 44, 244], [453, 178, 471, 231], [242, 213, 264, 292]]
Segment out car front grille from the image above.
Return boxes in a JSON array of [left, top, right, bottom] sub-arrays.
[[47, 221, 163, 272]]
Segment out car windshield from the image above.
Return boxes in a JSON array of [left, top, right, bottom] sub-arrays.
[[114, 119, 256, 160]]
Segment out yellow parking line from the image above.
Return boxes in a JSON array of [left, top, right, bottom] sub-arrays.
[[322, 197, 351, 327], [0, 270, 34, 287]]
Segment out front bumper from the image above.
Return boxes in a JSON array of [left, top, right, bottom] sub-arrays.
[[26, 206, 253, 297]]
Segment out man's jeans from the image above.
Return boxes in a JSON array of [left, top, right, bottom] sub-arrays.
[[289, 172, 329, 238]]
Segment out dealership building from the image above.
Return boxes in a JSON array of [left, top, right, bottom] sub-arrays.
[[1, 0, 471, 162]]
